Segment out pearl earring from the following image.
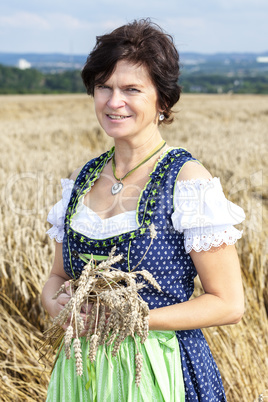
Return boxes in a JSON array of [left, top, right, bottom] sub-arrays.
[[159, 113, 165, 121]]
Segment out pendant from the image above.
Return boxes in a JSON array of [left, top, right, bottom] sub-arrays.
[[111, 182, 123, 195]]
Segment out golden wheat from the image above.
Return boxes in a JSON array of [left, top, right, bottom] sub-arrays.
[[42, 245, 159, 385], [0, 93, 267, 401]]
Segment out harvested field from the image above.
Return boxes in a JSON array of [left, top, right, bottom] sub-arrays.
[[0, 93, 267, 401]]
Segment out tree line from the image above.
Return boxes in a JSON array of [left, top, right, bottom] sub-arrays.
[[0, 64, 267, 94], [0, 64, 85, 94]]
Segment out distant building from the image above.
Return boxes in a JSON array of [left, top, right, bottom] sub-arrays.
[[17, 59, 31, 70], [256, 57, 268, 63]]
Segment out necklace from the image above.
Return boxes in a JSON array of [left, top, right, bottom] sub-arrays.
[[111, 140, 166, 195]]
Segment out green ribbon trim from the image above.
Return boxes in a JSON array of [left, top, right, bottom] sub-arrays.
[[78, 253, 109, 264], [127, 241, 132, 272]]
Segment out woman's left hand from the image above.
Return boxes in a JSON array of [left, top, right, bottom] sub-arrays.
[[64, 281, 110, 337]]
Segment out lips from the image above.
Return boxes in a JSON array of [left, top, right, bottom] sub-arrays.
[[107, 114, 131, 120]]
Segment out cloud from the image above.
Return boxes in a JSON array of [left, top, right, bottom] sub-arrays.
[[0, 12, 50, 29], [0, 11, 98, 32], [166, 17, 206, 30], [99, 18, 126, 31], [0, 1, 267, 53], [47, 13, 92, 30], [216, 0, 268, 6]]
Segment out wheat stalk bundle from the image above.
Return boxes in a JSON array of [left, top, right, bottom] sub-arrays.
[[42, 224, 160, 386]]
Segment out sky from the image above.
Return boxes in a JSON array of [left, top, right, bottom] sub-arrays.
[[0, 0, 267, 55]]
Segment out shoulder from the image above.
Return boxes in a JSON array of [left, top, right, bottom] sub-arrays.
[[69, 165, 84, 182], [177, 160, 212, 182], [69, 149, 113, 182]]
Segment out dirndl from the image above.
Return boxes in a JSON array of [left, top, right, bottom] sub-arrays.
[[46, 330, 185, 402]]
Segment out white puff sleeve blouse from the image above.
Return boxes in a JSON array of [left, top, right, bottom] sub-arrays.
[[171, 177, 245, 252], [46, 178, 75, 243], [46, 177, 245, 253]]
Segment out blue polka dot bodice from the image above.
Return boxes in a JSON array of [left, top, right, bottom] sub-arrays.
[[62, 147, 227, 401]]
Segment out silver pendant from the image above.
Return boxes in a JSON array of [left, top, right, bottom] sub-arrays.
[[111, 182, 123, 195]]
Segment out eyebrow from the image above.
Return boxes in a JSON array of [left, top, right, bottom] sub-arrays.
[[122, 83, 145, 89], [95, 81, 145, 89]]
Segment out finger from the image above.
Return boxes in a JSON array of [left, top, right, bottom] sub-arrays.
[[61, 317, 71, 331], [57, 293, 71, 307], [64, 281, 74, 296], [80, 302, 93, 314]]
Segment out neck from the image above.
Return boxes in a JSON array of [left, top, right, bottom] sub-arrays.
[[113, 132, 165, 173]]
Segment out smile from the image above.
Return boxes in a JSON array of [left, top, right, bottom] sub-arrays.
[[107, 114, 131, 120]]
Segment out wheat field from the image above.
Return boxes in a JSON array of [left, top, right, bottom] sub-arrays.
[[0, 93, 267, 401]]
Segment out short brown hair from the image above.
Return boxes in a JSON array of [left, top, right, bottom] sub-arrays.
[[81, 19, 181, 125]]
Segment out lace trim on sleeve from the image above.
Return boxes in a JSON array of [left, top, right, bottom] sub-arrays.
[[184, 225, 243, 253], [46, 225, 66, 243]]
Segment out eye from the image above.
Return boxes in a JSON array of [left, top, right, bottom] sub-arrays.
[[95, 84, 110, 90], [126, 88, 140, 93]]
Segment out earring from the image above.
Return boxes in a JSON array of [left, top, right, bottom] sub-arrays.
[[159, 113, 165, 121]]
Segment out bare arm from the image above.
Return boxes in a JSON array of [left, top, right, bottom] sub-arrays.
[[149, 160, 244, 331], [41, 241, 71, 319], [41, 165, 85, 318]]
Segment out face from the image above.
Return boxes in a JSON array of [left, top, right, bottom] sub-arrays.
[[93, 60, 160, 142]]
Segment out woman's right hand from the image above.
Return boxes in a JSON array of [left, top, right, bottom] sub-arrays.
[[60, 281, 95, 335], [42, 242, 97, 336], [49, 282, 72, 330]]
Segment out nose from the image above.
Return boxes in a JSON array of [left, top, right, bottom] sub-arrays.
[[107, 89, 125, 109]]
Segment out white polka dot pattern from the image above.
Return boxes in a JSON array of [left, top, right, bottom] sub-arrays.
[[60, 147, 227, 401]]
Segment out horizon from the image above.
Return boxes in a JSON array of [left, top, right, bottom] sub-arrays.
[[1, 50, 268, 57]]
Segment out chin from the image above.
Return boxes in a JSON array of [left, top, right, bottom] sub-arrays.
[[102, 125, 136, 139]]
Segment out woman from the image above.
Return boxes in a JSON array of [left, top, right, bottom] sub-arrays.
[[42, 19, 245, 401]]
